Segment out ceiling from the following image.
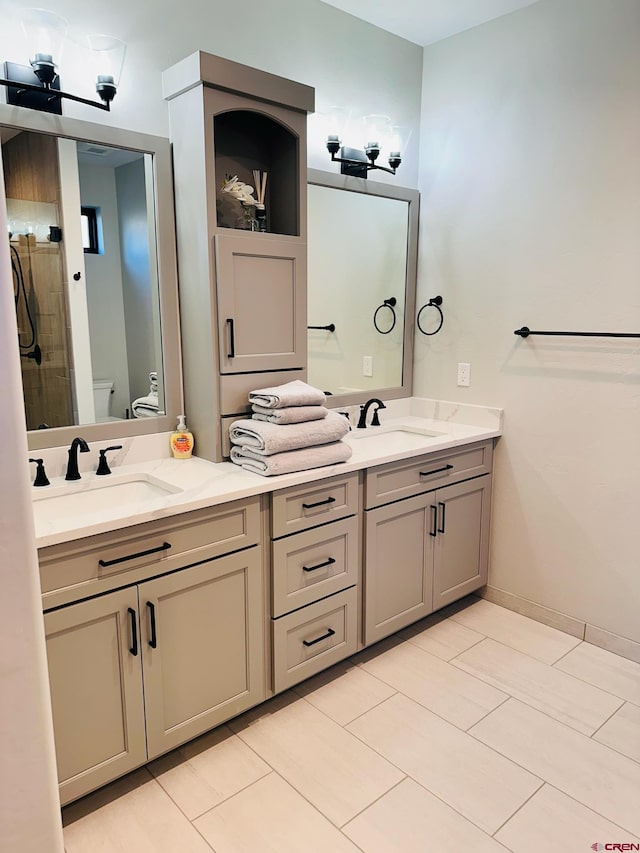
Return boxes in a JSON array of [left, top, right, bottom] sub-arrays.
[[320, 0, 540, 46]]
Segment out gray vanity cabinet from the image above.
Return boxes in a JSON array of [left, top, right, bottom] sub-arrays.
[[216, 234, 306, 374], [431, 476, 491, 609], [40, 497, 265, 805], [164, 52, 314, 461], [139, 547, 264, 757], [364, 492, 435, 645], [269, 472, 361, 692], [44, 587, 147, 807], [364, 442, 493, 645]]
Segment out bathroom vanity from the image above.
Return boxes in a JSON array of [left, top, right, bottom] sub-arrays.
[[34, 400, 502, 805]]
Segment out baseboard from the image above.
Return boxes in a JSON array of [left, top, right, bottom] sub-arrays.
[[478, 586, 640, 665]]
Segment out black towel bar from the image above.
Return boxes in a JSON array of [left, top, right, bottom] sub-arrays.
[[515, 327, 640, 339], [308, 324, 336, 332]]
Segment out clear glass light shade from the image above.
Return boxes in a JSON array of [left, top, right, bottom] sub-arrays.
[[363, 114, 392, 153], [21, 8, 68, 66], [323, 106, 350, 144], [389, 125, 411, 158], [87, 34, 126, 88]]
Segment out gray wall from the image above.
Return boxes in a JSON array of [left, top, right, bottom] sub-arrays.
[[79, 162, 131, 417], [115, 157, 157, 404], [0, 0, 424, 186], [415, 0, 640, 644]]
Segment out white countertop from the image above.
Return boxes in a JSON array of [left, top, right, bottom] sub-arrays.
[[33, 398, 503, 549]]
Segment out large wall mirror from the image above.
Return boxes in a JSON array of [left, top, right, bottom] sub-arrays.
[[307, 169, 418, 407], [0, 104, 182, 451]]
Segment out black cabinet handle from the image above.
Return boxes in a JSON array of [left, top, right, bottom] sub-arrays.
[[227, 318, 235, 358], [127, 607, 138, 656], [302, 557, 336, 573], [302, 496, 336, 510], [429, 504, 437, 537], [146, 601, 157, 649], [438, 501, 446, 534], [419, 463, 454, 478], [98, 541, 171, 568], [302, 627, 336, 647]]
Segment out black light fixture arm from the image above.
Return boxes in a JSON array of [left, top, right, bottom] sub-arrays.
[[329, 149, 397, 176], [0, 74, 111, 111], [327, 140, 400, 179]]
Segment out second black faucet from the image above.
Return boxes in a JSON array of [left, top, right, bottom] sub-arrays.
[[65, 437, 90, 480]]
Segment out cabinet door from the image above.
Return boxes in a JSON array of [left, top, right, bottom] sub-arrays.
[[44, 588, 147, 806], [140, 547, 265, 758], [216, 234, 306, 373], [364, 492, 434, 645], [433, 476, 491, 610]]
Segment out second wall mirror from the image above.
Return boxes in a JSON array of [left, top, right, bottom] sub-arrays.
[[307, 168, 418, 407]]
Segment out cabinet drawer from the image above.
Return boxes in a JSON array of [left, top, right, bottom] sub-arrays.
[[271, 472, 359, 538], [272, 587, 358, 693], [272, 516, 358, 617], [365, 440, 493, 509], [39, 497, 261, 608]]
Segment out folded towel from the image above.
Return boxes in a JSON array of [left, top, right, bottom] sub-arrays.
[[149, 371, 158, 391], [230, 441, 352, 476], [132, 390, 159, 418], [251, 404, 328, 424], [249, 379, 326, 409], [230, 410, 349, 455]]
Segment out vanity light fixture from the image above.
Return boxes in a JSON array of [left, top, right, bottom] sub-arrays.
[[0, 9, 126, 114], [324, 108, 410, 179]]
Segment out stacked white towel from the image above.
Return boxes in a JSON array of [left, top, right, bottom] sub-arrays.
[[230, 380, 352, 476], [132, 371, 160, 418]]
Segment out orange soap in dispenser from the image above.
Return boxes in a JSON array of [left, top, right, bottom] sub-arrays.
[[171, 414, 194, 459]]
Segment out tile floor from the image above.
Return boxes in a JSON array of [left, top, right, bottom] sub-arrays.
[[62, 597, 640, 852]]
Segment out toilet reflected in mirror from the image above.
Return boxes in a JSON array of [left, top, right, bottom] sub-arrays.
[[92, 379, 116, 422]]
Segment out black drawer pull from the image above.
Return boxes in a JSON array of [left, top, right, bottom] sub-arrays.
[[419, 463, 454, 478], [98, 541, 171, 568], [146, 601, 157, 649], [438, 501, 446, 534], [429, 504, 437, 537], [302, 627, 336, 647], [127, 607, 138, 657], [302, 496, 336, 510], [227, 318, 235, 358], [302, 557, 336, 573]]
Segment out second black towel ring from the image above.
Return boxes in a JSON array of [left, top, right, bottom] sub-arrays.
[[374, 297, 397, 335], [417, 296, 444, 336]]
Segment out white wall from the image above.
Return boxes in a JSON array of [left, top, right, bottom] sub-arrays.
[[79, 162, 131, 418], [0, 151, 64, 852], [416, 0, 640, 643], [116, 157, 157, 404], [0, 0, 423, 185]]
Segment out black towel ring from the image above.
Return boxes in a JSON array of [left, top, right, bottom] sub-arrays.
[[417, 296, 444, 336], [373, 297, 397, 335]]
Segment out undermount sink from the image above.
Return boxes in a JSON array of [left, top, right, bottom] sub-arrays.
[[348, 423, 445, 440], [32, 472, 183, 527]]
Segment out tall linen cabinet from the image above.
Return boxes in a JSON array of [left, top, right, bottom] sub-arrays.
[[163, 52, 315, 461]]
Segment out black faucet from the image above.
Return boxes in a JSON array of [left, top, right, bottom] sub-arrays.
[[28, 458, 50, 487], [65, 437, 90, 480], [357, 398, 386, 429], [96, 445, 123, 476]]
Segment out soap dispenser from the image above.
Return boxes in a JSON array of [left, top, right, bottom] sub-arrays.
[[170, 414, 194, 459]]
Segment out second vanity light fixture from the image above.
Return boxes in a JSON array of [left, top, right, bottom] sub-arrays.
[[0, 8, 126, 114], [324, 108, 410, 179]]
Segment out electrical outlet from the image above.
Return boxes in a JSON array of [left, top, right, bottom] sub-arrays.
[[363, 355, 373, 377], [457, 362, 471, 387]]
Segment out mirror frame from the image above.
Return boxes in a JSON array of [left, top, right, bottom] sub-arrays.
[[0, 103, 183, 451], [307, 168, 419, 408]]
